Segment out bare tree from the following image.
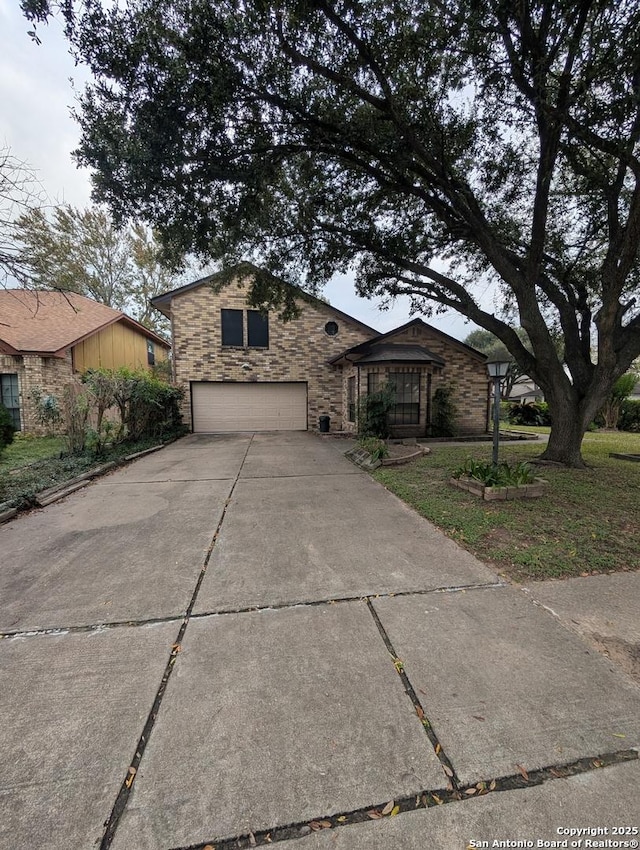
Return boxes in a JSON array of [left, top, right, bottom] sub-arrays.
[[0, 146, 45, 286]]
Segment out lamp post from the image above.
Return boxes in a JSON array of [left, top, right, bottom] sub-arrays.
[[487, 359, 511, 465]]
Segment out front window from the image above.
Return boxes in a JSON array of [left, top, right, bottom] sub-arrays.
[[347, 376, 356, 422], [388, 372, 420, 425], [0, 373, 21, 430]]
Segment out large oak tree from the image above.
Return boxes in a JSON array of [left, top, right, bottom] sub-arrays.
[[23, 0, 640, 465]]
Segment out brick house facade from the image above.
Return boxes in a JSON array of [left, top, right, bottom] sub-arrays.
[[152, 266, 489, 436], [0, 290, 170, 434]]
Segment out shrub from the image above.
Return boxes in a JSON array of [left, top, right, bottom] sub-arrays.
[[618, 398, 640, 432], [431, 385, 457, 437], [452, 458, 536, 486], [29, 387, 63, 433], [358, 383, 395, 438], [507, 400, 551, 426], [0, 403, 16, 456], [123, 371, 184, 441], [57, 368, 185, 456], [600, 373, 637, 429], [357, 436, 389, 461]]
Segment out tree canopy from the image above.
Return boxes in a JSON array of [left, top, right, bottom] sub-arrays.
[[22, 0, 640, 465], [15, 205, 181, 333]]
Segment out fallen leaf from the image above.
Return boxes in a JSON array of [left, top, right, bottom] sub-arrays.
[[390, 805, 400, 817], [549, 768, 564, 778], [431, 793, 443, 805], [128, 766, 137, 776], [172, 643, 182, 652], [472, 715, 485, 721], [381, 800, 394, 816], [418, 688, 428, 697], [442, 764, 454, 777], [367, 810, 383, 820], [435, 743, 441, 755], [264, 834, 272, 843], [415, 705, 424, 720], [249, 832, 257, 846], [465, 787, 477, 795], [337, 816, 347, 823], [489, 779, 497, 790], [612, 733, 626, 738], [393, 658, 404, 673], [516, 764, 529, 782], [317, 821, 332, 829], [203, 845, 215, 850]]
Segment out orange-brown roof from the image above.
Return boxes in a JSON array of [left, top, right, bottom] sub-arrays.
[[0, 290, 170, 356]]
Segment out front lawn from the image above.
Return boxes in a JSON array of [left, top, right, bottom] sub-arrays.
[[0, 434, 65, 470], [374, 431, 640, 582]]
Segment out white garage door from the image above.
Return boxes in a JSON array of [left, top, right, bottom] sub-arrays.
[[191, 382, 308, 432]]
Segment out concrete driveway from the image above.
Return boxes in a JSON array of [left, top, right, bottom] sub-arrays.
[[1, 432, 638, 850]]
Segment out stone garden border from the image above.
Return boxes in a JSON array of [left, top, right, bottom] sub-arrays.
[[449, 476, 548, 501]]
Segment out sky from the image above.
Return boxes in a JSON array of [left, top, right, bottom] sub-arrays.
[[0, 1, 491, 341]]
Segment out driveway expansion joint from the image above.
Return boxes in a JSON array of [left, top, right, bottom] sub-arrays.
[[164, 749, 639, 850], [188, 581, 506, 621], [98, 435, 255, 850], [365, 598, 460, 791], [0, 583, 506, 639]]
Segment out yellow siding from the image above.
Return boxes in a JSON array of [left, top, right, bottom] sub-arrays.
[[72, 321, 168, 373]]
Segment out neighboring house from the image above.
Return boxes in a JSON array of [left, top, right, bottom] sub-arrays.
[[151, 265, 489, 436], [508, 376, 545, 403], [0, 290, 170, 433]]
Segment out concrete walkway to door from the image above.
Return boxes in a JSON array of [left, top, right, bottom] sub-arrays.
[[0, 432, 638, 850]]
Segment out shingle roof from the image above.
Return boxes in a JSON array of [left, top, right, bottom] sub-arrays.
[[0, 290, 170, 356], [355, 343, 445, 365]]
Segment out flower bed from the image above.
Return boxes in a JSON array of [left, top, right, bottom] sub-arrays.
[[449, 476, 547, 501]]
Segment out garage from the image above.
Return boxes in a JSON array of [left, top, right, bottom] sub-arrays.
[[191, 381, 308, 432]]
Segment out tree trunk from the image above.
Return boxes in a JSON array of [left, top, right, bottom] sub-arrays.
[[537, 388, 600, 468], [538, 416, 588, 467]]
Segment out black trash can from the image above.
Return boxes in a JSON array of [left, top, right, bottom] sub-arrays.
[[318, 414, 330, 433]]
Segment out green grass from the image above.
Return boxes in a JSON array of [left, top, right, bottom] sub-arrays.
[[375, 431, 640, 582], [0, 434, 65, 470]]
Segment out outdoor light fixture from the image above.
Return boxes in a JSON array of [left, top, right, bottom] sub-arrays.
[[487, 359, 511, 465], [486, 359, 511, 379]]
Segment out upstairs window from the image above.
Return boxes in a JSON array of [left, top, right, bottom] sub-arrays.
[[247, 310, 269, 348], [221, 309, 244, 346], [146, 339, 155, 366]]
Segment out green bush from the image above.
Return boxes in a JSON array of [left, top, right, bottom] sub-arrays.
[[431, 385, 457, 437], [507, 400, 551, 426], [358, 383, 395, 438], [357, 436, 389, 461], [618, 398, 640, 432], [452, 458, 536, 486], [0, 403, 16, 456], [123, 370, 184, 441]]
